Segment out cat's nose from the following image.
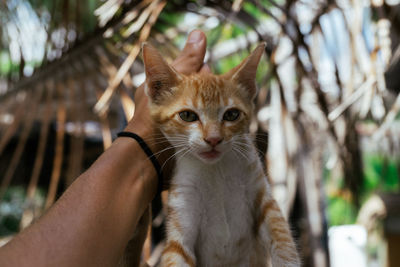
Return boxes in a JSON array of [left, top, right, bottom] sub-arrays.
[[204, 137, 223, 147]]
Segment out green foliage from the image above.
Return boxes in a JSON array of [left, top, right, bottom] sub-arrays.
[[363, 154, 399, 194], [28, 0, 101, 32], [153, 7, 269, 77], [1, 0, 103, 77], [84, 0, 100, 32], [0, 51, 11, 76], [0, 187, 25, 236], [158, 10, 184, 31], [208, 23, 249, 47], [327, 196, 357, 226], [242, 2, 272, 21], [256, 54, 269, 83], [214, 51, 244, 74], [207, 24, 225, 48], [0, 186, 46, 237], [242, 2, 264, 20], [325, 153, 399, 227]]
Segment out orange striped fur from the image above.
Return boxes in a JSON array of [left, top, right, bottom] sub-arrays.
[[143, 43, 300, 267], [163, 241, 196, 267]]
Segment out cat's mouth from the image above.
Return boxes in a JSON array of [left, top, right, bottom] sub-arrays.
[[199, 149, 221, 160]]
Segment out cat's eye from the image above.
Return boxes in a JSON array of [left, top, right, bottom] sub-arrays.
[[223, 109, 240, 121], [179, 110, 199, 122]]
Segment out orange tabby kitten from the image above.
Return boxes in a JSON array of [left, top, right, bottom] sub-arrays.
[[143, 43, 300, 267]]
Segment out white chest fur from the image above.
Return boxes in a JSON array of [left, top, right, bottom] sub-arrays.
[[168, 149, 264, 266]]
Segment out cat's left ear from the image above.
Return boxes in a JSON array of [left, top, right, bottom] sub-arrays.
[[223, 43, 265, 100]]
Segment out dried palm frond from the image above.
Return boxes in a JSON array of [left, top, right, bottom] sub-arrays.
[[45, 82, 67, 209], [20, 83, 54, 229]]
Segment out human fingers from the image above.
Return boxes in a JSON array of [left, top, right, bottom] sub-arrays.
[[172, 30, 207, 74]]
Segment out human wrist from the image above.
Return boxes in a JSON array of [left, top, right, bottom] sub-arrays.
[[112, 136, 158, 198], [123, 117, 172, 188], [124, 118, 158, 151]]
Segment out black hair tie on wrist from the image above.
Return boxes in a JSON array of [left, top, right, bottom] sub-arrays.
[[117, 131, 163, 194]]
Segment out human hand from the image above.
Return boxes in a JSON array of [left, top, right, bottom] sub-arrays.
[[125, 30, 208, 188]]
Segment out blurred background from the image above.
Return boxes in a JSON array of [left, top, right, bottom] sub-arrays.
[[0, 0, 399, 266]]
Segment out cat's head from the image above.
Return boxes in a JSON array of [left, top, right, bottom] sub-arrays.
[[142, 43, 264, 164]]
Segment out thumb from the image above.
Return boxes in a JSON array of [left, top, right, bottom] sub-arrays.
[[172, 30, 207, 74]]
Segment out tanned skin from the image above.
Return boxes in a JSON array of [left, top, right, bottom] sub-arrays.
[[0, 30, 208, 267]]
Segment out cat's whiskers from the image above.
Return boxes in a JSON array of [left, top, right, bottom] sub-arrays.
[[232, 145, 248, 159], [148, 140, 186, 149], [235, 142, 265, 158], [232, 136, 266, 156], [150, 133, 190, 160], [175, 146, 194, 163], [152, 144, 185, 158], [233, 133, 268, 145], [161, 134, 188, 142], [232, 146, 246, 160], [148, 136, 188, 143], [141, 133, 189, 146], [142, 133, 168, 140], [160, 147, 189, 171], [253, 137, 268, 145], [231, 134, 265, 154], [147, 140, 173, 148], [147, 135, 189, 149]]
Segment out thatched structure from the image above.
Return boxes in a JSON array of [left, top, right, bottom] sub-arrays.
[[1, 0, 399, 266]]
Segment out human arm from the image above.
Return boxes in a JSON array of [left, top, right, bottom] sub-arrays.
[[0, 30, 207, 267]]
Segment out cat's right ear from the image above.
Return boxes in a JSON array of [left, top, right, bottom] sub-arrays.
[[142, 43, 182, 103], [223, 43, 265, 100]]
